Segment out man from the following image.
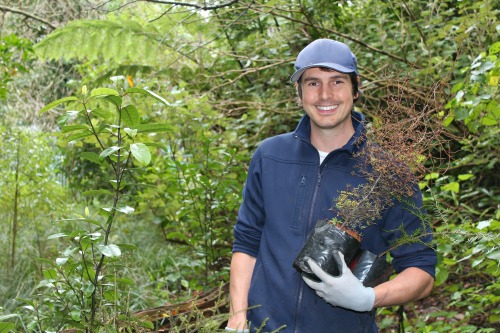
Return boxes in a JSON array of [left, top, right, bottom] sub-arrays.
[[226, 39, 436, 332]]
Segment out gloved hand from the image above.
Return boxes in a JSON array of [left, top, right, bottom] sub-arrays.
[[302, 251, 375, 312], [225, 327, 249, 333]]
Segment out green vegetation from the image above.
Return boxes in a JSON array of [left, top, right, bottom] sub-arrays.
[[0, 0, 498, 332]]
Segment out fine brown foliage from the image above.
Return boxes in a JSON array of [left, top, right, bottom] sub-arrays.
[[330, 71, 452, 235]]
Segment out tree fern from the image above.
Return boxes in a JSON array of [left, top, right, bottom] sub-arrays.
[[34, 20, 166, 66]]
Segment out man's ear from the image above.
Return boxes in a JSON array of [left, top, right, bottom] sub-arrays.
[[295, 82, 303, 105], [354, 75, 361, 99]]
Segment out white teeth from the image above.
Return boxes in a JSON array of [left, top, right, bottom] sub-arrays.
[[317, 105, 337, 111]]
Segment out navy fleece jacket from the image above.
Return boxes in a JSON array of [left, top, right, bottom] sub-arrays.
[[232, 112, 436, 333]]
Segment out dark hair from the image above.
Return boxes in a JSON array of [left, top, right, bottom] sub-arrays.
[[296, 69, 360, 103]]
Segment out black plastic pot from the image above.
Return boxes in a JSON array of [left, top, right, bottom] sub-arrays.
[[293, 220, 393, 287], [351, 250, 393, 287], [293, 220, 361, 281]]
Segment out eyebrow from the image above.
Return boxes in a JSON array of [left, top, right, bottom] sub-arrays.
[[302, 74, 349, 82]]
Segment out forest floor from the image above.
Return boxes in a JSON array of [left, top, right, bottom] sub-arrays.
[[379, 270, 499, 332]]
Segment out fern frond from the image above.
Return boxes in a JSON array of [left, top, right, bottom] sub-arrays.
[[34, 20, 164, 66]]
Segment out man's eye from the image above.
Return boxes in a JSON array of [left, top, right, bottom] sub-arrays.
[[332, 80, 345, 86]]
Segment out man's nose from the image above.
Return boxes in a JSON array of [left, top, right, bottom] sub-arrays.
[[320, 85, 334, 100]]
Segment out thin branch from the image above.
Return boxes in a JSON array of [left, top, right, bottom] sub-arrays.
[[0, 5, 57, 30], [142, 0, 239, 10], [253, 3, 416, 68]]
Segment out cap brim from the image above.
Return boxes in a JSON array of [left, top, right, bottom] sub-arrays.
[[290, 63, 357, 82]]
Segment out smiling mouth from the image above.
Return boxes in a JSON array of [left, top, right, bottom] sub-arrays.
[[317, 105, 338, 111]]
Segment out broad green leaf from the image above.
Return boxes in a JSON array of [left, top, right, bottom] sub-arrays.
[[122, 105, 140, 126], [40, 96, 79, 114], [130, 143, 151, 165], [90, 107, 114, 119], [486, 249, 500, 261], [103, 95, 123, 106], [42, 268, 58, 280], [441, 182, 460, 193], [0, 314, 20, 321], [99, 146, 122, 160], [124, 127, 138, 138], [57, 110, 81, 126], [80, 152, 101, 165], [457, 174, 473, 181], [116, 206, 135, 214], [56, 257, 69, 266], [62, 124, 89, 133], [489, 41, 500, 55], [98, 244, 121, 257], [0, 323, 16, 332], [90, 87, 119, 97], [47, 233, 68, 239], [67, 129, 93, 142], [126, 87, 171, 106]]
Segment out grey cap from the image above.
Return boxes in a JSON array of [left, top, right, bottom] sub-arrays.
[[290, 39, 358, 82]]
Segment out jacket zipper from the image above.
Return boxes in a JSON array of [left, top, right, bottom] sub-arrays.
[[293, 164, 323, 333]]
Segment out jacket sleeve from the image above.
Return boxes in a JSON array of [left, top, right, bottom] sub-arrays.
[[383, 186, 437, 278], [232, 148, 265, 258]]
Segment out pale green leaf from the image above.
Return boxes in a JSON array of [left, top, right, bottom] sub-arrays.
[[122, 105, 141, 126], [99, 146, 122, 160], [126, 87, 171, 106], [47, 233, 68, 239], [116, 206, 135, 214], [130, 143, 151, 165], [98, 244, 121, 257], [80, 152, 101, 165], [40, 96, 79, 114], [56, 258, 68, 266], [90, 87, 119, 97]]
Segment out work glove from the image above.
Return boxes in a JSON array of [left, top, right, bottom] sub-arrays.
[[225, 327, 249, 333], [302, 251, 375, 312]]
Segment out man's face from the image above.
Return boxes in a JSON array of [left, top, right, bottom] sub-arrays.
[[299, 67, 357, 132]]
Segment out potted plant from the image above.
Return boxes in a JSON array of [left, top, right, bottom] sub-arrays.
[[293, 77, 446, 287]]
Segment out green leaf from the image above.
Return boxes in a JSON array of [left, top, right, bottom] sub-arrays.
[[103, 95, 123, 107], [486, 249, 500, 261], [90, 88, 119, 97], [98, 244, 121, 257], [0, 314, 21, 321], [116, 206, 135, 214], [56, 257, 69, 266], [80, 152, 102, 165], [62, 124, 89, 133], [126, 87, 171, 106], [47, 233, 68, 239], [57, 110, 81, 126], [457, 174, 473, 181], [67, 129, 93, 142], [90, 107, 114, 119], [488, 41, 500, 55], [130, 143, 151, 166], [99, 146, 122, 160], [122, 105, 141, 126], [40, 96, 79, 114], [441, 182, 460, 193], [42, 268, 58, 280], [124, 127, 138, 138], [0, 323, 16, 332]]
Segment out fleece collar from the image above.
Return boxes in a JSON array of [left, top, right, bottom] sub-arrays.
[[293, 111, 367, 155]]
